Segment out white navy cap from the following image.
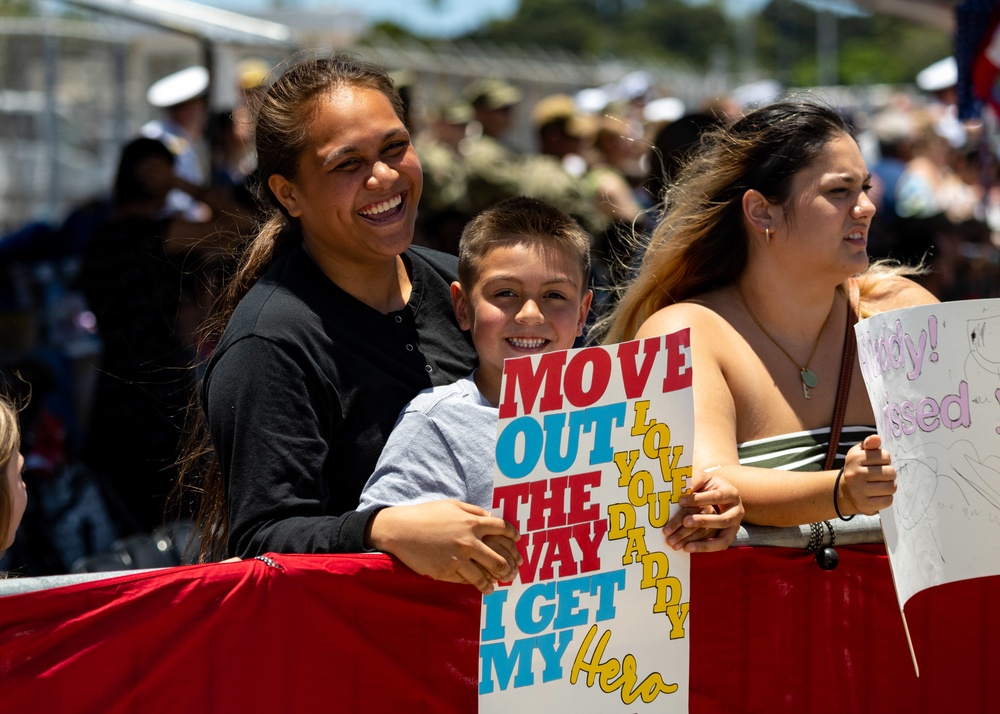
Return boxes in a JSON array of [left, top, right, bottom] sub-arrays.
[[643, 97, 686, 123], [147, 66, 210, 108], [916, 57, 957, 92]]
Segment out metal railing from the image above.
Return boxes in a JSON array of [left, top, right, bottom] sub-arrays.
[[0, 516, 885, 597]]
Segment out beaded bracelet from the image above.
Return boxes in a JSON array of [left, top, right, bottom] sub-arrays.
[[806, 522, 822, 552], [806, 520, 836, 552], [806, 523, 823, 553], [833, 467, 855, 522]]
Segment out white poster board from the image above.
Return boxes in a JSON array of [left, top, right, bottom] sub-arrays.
[[855, 299, 1000, 610], [478, 332, 695, 712]]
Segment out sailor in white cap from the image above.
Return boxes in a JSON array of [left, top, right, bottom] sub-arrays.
[[140, 66, 211, 221], [916, 56, 958, 95], [915, 56, 966, 149]]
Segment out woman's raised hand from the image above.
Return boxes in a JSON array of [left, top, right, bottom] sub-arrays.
[[838, 434, 896, 517]]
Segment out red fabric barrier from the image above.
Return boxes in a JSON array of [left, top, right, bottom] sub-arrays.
[[0, 554, 481, 713], [1, 546, 996, 712], [690, 544, 999, 713]]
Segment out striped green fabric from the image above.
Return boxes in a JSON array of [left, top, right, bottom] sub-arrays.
[[737, 426, 878, 472]]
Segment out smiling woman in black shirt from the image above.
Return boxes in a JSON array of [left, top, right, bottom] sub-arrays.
[[179, 54, 520, 593]]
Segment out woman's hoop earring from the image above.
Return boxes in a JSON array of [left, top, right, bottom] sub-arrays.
[[765, 227, 771, 245]]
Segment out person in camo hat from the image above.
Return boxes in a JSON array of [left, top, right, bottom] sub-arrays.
[[523, 93, 605, 234], [460, 77, 525, 214], [413, 99, 475, 254]]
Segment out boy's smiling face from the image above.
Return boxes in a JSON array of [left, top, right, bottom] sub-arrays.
[[452, 239, 592, 406]]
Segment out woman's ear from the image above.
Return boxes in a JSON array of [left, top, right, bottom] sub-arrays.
[[451, 281, 472, 331], [268, 174, 302, 218], [741, 189, 775, 234]]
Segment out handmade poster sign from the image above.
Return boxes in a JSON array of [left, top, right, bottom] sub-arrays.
[[855, 299, 1000, 611], [479, 332, 694, 712]]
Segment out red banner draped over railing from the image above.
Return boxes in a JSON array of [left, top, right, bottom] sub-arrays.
[[1, 545, 996, 712]]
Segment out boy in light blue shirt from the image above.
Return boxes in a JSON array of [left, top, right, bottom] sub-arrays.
[[361, 196, 592, 511]]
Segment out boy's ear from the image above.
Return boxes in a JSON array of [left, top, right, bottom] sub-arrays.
[[451, 281, 472, 331], [268, 173, 302, 218], [741, 189, 777, 234], [576, 289, 594, 337]]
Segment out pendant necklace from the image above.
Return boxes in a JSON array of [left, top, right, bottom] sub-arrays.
[[736, 282, 832, 399]]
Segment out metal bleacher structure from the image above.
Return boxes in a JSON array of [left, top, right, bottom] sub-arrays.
[[0, 1, 296, 232], [0, 0, 911, 234]]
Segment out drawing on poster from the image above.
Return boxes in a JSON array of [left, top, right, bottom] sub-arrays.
[[967, 316, 1000, 436], [892, 440, 1000, 563], [856, 299, 1000, 610]]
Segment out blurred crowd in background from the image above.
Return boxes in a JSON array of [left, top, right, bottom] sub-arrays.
[[0, 47, 996, 576]]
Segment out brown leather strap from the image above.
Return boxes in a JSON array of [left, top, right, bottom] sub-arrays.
[[824, 278, 860, 471]]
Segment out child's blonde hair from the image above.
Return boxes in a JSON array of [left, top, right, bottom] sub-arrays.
[[0, 395, 21, 551]]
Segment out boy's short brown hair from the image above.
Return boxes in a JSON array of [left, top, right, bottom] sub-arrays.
[[458, 196, 591, 290]]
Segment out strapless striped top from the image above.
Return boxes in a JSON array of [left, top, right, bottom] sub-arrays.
[[737, 425, 878, 472]]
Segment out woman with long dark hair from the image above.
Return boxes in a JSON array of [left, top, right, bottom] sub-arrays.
[[602, 100, 937, 528]]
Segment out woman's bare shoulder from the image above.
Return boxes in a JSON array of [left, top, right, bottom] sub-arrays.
[[635, 295, 734, 340], [858, 273, 939, 314]]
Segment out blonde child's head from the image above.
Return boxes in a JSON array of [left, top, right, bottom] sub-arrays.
[[0, 395, 26, 553]]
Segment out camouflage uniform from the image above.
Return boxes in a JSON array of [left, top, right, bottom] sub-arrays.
[[413, 133, 472, 254], [460, 133, 525, 215], [519, 153, 606, 237], [414, 133, 470, 219]]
